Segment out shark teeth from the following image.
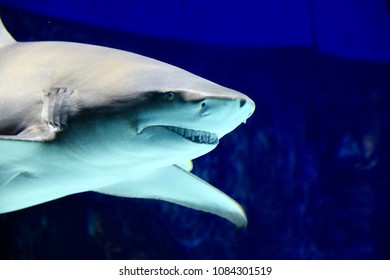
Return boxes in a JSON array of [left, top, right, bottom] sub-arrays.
[[165, 126, 218, 145]]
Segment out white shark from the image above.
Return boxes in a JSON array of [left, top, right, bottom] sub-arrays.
[[0, 19, 255, 227]]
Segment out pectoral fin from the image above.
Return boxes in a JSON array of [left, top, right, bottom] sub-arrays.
[[95, 165, 247, 228]]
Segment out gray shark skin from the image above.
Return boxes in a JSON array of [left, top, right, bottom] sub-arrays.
[[0, 19, 255, 228]]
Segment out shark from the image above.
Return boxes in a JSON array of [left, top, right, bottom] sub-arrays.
[[0, 19, 255, 228]]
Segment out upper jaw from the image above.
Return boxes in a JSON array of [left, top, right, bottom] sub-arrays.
[[164, 126, 219, 145], [138, 124, 219, 145]]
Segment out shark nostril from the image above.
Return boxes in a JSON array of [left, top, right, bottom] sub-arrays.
[[239, 99, 246, 108]]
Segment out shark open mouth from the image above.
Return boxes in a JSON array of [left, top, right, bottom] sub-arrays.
[[164, 126, 219, 145]]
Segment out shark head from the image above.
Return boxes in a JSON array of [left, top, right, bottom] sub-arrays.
[[61, 50, 255, 166], [130, 72, 255, 161], [134, 88, 255, 159]]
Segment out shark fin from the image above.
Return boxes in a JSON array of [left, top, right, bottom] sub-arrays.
[[95, 165, 247, 228], [0, 18, 16, 47]]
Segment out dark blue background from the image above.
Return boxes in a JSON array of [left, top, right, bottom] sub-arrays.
[[0, 1, 390, 259]]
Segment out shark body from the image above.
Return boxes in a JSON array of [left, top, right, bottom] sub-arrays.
[[0, 19, 255, 227]]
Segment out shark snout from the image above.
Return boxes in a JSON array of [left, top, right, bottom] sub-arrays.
[[237, 94, 256, 119], [196, 92, 255, 139], [239, 95, 255, 108], [239, 99, 247, 108]]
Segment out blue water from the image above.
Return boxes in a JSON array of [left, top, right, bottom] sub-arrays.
[[0, 3, 390, 259]]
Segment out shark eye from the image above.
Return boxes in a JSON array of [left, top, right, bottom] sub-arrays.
[[165, 91, 175, 101]]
